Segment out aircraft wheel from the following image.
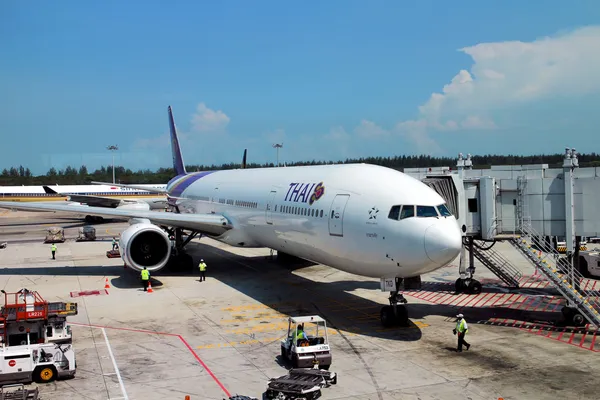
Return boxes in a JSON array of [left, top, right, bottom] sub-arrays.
[[380, 305, 396, 328], [455, 278, 465, 293], [395, 305, 409, 326], [468, 280, 482, 295]]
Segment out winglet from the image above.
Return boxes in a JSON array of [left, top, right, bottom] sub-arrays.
[[242, 149, 247, 169], [168, 106, 187, 176]]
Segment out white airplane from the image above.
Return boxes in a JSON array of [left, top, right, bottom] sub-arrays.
[[0, 184, 167, 222], [0, 106, 462, 327]]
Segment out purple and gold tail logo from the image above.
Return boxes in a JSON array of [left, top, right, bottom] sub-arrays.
[[309, 182, 325, 205]]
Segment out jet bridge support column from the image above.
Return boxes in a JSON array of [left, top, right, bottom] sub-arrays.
[[562, 148, 578, 311], [455, 237, 482, 294]]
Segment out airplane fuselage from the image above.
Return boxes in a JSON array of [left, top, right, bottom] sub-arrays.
[[168, 163, 462, 279]]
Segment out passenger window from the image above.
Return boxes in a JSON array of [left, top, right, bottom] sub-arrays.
[[388, 205, 401, 220], [320, 210, 323, 218], [437, 204, 452, 217], [400, 205, 415, 219], [417, 206, 438, 217]]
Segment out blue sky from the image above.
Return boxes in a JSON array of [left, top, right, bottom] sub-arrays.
[[1, 0, 600, 175]]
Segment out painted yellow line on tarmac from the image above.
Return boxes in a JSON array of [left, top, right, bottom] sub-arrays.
[[221, 314, 288, 324], [197, 336, 282, 349]]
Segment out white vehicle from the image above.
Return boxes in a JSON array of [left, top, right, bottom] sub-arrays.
[[0, 106, 463, 327], [280, 316, 332, 369], [0, 342, 75, 385], [0, 290, 77, 385], [578, 250, 600, 279]]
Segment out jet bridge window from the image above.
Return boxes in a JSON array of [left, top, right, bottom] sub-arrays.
[[416, 205, 438, 218], [436, 204, 452, 217]]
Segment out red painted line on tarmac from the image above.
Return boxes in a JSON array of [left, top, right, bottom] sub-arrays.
[[70, 323, 230, 397], [579, 326, 589, 348], [178, 335, 231, 397], [557, 328, 567, 341], [589, 329, 598, 351], [592, 281, 598, 291], [583, 280, 591, 291], [487, 292, 508, 309], [434, 291, 456, 305], [451, 293, 474, 308], [568, 331, 577, 344], [419, 290, 441, 302], [461, 293, 492, 311]]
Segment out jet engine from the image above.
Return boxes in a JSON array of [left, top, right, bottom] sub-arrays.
[[119, 222, 172, 272]]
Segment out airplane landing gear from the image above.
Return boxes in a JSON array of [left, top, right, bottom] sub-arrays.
[[455, 278, 482, 295], [380, 278, 409, 328], [165, 228, 201, 272]]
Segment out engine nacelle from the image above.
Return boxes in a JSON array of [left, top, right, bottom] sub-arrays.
[[119, 223, 171, 272]]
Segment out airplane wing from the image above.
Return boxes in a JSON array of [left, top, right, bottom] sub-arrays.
[[0, 201, 231, 236], [90, 181, 167, 194], [43, 186, 122, 208]]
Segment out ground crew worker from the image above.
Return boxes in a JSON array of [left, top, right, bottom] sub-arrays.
[[51, 243, 57, 260], [141, 267, 150, 291], [296, 324, 308, 344], [112, 237, 119, 250], [198, 259, 207, 282], [453, 313, 470, 352]]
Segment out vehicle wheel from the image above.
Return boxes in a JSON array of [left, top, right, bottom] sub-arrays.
[[468, 280, 482, 295], [572, 313, 585, 327], [35, 366, 57, 383], [320, 364, 330, 370], [455, 278, 465, 293], [380, 305, 395, 328]]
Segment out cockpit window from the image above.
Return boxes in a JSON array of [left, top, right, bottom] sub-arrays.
[[437, 204, 452, 217], [400, 205, 415, 220], [416, 205, 438, 218], [388, 205, 401, 220]]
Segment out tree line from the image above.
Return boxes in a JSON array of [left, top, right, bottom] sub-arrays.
[[2, 152, 600, 186]]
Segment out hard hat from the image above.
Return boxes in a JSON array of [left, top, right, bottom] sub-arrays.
[[201, 259, 204, 261], [456, 313, 464, 318]]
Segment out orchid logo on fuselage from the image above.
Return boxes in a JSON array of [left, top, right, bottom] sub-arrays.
[[284, 182, 325, 205]]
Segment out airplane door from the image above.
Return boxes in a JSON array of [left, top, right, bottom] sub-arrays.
[[328, 194, 350, 237], [266, 191, 277, 224], [211, 187, 219, 213]]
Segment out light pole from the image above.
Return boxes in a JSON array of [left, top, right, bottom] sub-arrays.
[[107, 145, 118, 183], [272, 143, 283, 167]]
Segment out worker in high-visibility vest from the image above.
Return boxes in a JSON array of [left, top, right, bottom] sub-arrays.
[[453, 313, 470, 352], [141, 267, 150, 291], [51, 244, 57, 260], [198, 259, 207, 282]]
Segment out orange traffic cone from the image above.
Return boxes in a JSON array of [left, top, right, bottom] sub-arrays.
[[104, 278, 110, 289], [147, 280, 153, 293]]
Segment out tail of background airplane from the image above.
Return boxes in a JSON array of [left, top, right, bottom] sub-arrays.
[[168, 106, 187, 176]]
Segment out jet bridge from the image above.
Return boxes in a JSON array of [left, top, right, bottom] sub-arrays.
[[403, 148, 600, 328]]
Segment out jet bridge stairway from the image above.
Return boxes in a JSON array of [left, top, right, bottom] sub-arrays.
[[471, 241, 523, 288], [510, 228, 600, 328]]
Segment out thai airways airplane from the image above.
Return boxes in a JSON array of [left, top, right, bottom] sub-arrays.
[[0, 106, 462, 327]]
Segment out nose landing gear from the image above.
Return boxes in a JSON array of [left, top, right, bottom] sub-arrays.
[[380, 278, 409, 327]]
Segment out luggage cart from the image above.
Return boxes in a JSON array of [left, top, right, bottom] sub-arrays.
[[0, 384, 39, 400], [265, 367, 337, 400]]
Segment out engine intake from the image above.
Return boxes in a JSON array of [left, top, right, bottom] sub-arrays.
[[119, 223, 171, 272]]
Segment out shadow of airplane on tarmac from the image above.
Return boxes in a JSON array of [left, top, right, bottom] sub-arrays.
[[0, 240, 571, 340]]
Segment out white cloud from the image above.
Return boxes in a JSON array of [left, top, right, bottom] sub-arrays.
[[392, 25, 600, 150], [325, 126, 350, 141], [354, 119, 389, 138], [191, 102, 230, 133]]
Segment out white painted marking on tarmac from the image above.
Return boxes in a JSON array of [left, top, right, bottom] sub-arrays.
[[102, 328, 129, 400]]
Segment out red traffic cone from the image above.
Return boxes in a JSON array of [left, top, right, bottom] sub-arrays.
[[147, 280, 153, 293], [104, 278, 110, 289]]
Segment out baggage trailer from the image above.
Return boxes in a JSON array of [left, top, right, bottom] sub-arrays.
[[0, 384, 39, 400], [265, 367, 337, 400]]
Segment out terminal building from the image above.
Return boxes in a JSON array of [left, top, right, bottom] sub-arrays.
[[401, 148, 600, 328]]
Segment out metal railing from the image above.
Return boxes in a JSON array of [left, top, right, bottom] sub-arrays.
[[472, 241, 522, 288]]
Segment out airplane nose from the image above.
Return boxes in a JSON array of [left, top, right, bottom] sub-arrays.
[[424, 223, 462, 266]]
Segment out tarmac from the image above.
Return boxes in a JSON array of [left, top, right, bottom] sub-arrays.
[[0, 210, 599, 400]]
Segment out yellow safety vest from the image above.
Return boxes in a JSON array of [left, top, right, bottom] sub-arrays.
[[141, 270, 150, 280], [456, 318, 468, 334], [51, 245, 57, 251], [199, 263, 207, 272]]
